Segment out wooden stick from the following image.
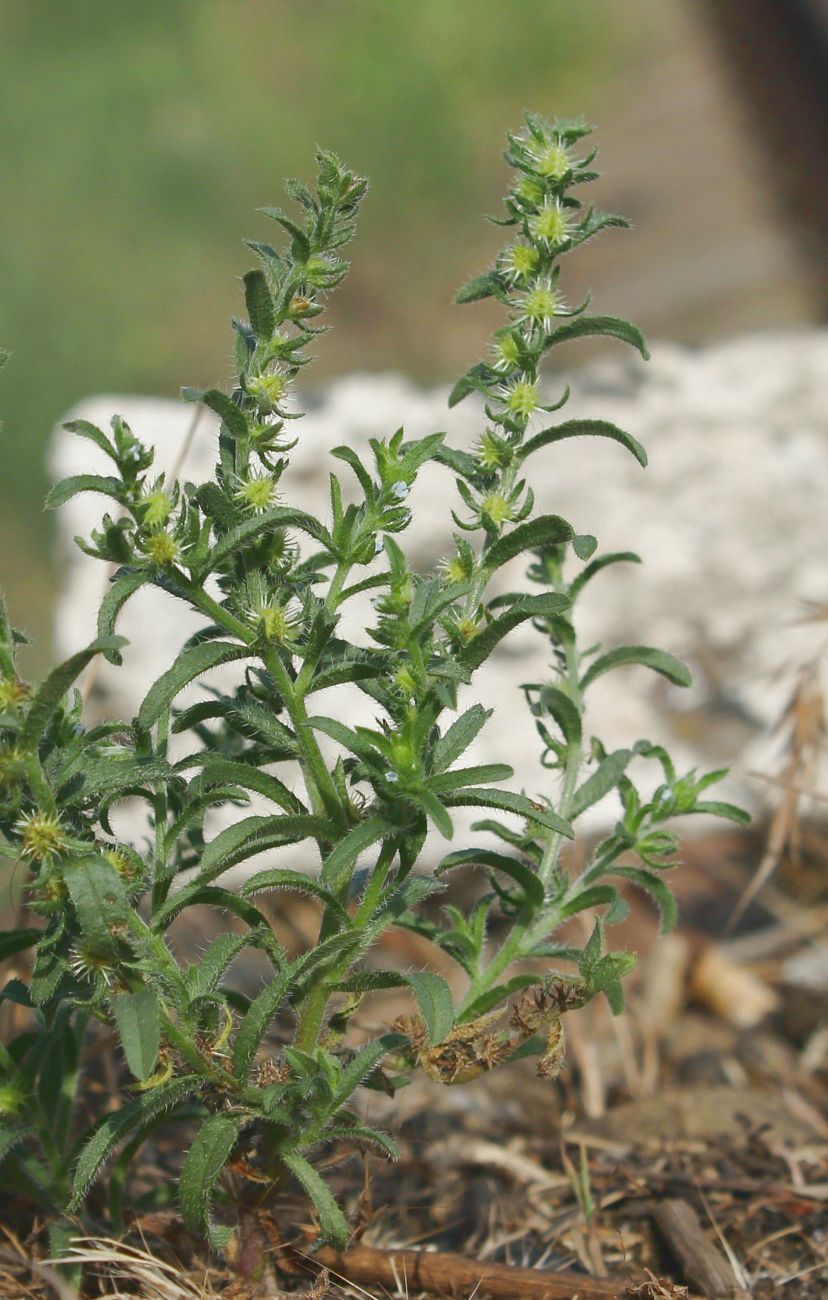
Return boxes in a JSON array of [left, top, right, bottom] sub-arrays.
[[310, 1242, 628, 1298], [651, 1199, 746, 1299]]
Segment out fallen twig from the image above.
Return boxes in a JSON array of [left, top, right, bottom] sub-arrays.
[[309, 1241, 629, 1298], [651, 1199, 747, 1299]]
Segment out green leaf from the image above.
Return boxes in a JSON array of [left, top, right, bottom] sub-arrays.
[[427, 763, 512, 794], [198, 814, 334, 884], [613, 867, 678, 933], [240, 869, 349, 922], [180, 1113, 246, 1247], [308, 715, 383, 769], [431, 705, 492, 774], [207, 505, 330, 568], [437, 848, 544, 908], [327, 1034, 407, 1113], [183, 387, 248, 441], [415, 789, 454, 840], [570, 749, 633, 819], [581, 645, 691, 691], [280, 1149, 349, 1248], [322, 1124, 399, 1162], [97, 568, 147, 661], [544, 315, 650, 360], [243, 269, 276, 339], [194, 756, 305, 814], [559, 885, 618, 918], [484, 515, 575, 571], [519, 419, 647, 469], [45, 474, 125, 509], [684, 800, 751, 826], [138, 641, 254, 731], [231, 967, 294, 1078], [569, 552, 641, 602], [448, 362, 489, 409], [459, 593, 570, 671], [320, 817, 391, 886], [0, 1125, 30, 1166], [62, 418, 118, 463], [536, 685, 582, 747], [22, 636, 126, 747], [69, 1076, 202, 1209], [458, 974, 543, 1023], [64, 856, 131, 952], [455, 272, 499, 304], [111, 989, 160, 1081], [442, 788, 572, 837], [403, 972, 454, 1045], [184, 933, 254, 1001], [0, 929, 41, 961]]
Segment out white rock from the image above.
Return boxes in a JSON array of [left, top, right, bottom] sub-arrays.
[[50, 331, 828, 861]]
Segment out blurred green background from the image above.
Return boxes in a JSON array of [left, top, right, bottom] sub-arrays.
[[0, 0, 816, 665]]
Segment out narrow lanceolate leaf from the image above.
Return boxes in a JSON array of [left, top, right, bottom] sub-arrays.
[[22, 637, 126, 747], [243, 268, 276, 339], [570, 749, 634, 819], [0, 1125, 31, 1166], [544, 314, 650, 360], [403, 972, 454, 1045], [483, 515, 575, 572], [98, 568, 148, 659], [612, 867, 678, 933], [427, 763, 513, 794], [231, 968, 294, 1077], [459, 593, 571, 671], [198, 814, 334, 884], [184, 933, 253, 1000], [111, 989, 160, 1081], [320, 816, 391, 886], [437, 848, 544, 908], [137, 642, 254, 731], [180, 1113, 246, 1246], [323, 1124, 399, 1161], [240, 869, 349, 923], [580, 645, 691, 691], [69, 1076, 202, 1209], [194, 756, 306, 814], [207, 505, 331, 569], [430, 705, 492, 774], [683, 800, 751, 826], [182, 387, 248, 441], [442, 788, 573, 837], [280, 1149, 349, 1248], [326, 1034, 407, 1113], [45, 474, 125, 509], [518, 419, 647, 469], [568, 552, 641, 601], [455, 272, 500, 304]]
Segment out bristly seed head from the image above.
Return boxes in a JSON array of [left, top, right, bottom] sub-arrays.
[[248, 369, 289, 411], [145, 531, 179, 567], [481, 493, 513, 527], [16, 811, 66, 862], [528, 138, 571, 181], [139, 488, 172, 529], [498, 243, 540, 284], [528, 199, 572, 248], [235, 474, 277, 512], [499, 375, 540, 419]]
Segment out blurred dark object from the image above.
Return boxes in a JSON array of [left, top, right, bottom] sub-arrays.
[[703, 0, 828, 317]]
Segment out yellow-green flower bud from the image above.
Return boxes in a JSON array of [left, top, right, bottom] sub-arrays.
[[498, 243, 539, 283], [502, 377, 539, 418], [256, 603, 296, 644], [530, 140, 571, 181]]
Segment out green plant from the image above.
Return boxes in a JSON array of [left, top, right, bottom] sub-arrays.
[[0, 116, 746, 1253]]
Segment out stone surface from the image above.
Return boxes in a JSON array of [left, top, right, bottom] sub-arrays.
[[50, 330, 828, 854]]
